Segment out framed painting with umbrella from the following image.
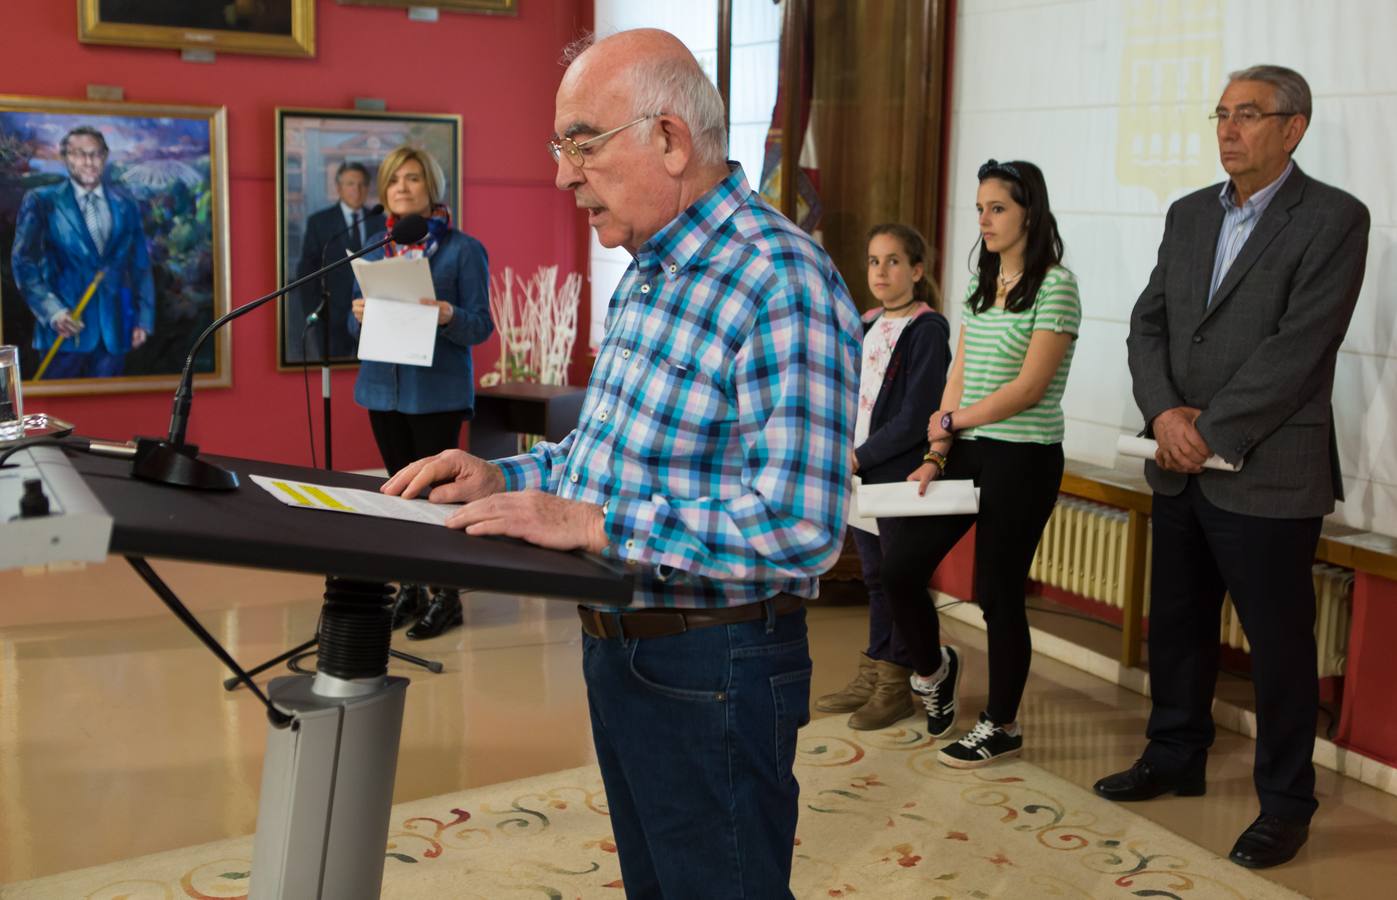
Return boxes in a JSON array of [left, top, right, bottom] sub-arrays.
[[0, 95, 230, 396]]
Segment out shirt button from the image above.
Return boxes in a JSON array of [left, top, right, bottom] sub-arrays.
[[621, 349, 631, 359], [668, 264, 677, 274], [1192, 334, 1204, 344], [598, 408, 609, 421], [640, 284, 650, 294], [569, 472, 579, 483], [625, 539, 636, 551]]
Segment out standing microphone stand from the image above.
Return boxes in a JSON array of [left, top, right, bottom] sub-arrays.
[[230, 213, 442, 693]]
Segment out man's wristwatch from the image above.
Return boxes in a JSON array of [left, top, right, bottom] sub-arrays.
[[940, 411, 955, 433]]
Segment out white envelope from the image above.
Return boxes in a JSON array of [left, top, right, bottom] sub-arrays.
[[357, 297, 438, 367], [1116, 435, 1242, 472], [856, 479, 980, 518]]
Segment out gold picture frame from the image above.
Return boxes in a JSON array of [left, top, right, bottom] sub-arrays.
[[335, 0, 517, 15], [0, 95, 231, 396], [77, 0, 316, 58], [274, 107, 463, 371]]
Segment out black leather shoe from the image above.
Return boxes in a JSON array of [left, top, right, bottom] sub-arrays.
[[1093, 759, 1205, 802], [390, 583, 427, 630], [406, 588, 463, 640], [1229, 813, 1308, 869]]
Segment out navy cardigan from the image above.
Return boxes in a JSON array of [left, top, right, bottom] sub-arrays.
[[854, 308, 951, 485], [347, 228, 494, 415]]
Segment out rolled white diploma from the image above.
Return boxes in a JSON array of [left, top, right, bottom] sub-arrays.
[[856, 478, 980, 518], [1116, 435, 1242, 472]]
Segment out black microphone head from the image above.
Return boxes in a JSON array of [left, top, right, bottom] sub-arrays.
[[391, 214, 429, 244], [364, 203, 385, 217]]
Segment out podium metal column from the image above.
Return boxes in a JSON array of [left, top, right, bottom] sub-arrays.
[[249, 672, 409, 899]]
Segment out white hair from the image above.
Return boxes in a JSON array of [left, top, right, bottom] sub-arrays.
[[561, 30, 729, 167]]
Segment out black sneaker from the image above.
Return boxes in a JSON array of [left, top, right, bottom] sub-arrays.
[[938, 712, 1023, 769], [910, 646, 960, 738]]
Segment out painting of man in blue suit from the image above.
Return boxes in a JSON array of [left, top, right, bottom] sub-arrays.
[[10, 125, 156, 379]]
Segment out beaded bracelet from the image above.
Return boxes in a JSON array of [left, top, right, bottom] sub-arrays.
[[922, 449, 948, 471]]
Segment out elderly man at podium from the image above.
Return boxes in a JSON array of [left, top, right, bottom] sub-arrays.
[[384, 28, 861, 900]]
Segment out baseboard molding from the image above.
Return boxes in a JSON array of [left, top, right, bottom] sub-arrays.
[[935, 593, 1397, 799]]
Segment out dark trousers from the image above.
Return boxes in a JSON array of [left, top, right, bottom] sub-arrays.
[[881, 437, 1063, 725], [1144, 477, 1322, 823], [850, 526, 915, 668], [367, 408, 466, 476], [583, 604, 810, 899]]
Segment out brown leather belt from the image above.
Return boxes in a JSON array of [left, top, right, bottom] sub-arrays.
[[578, 593, 805, 640]]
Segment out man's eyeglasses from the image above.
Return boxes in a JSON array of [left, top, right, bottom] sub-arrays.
[[64, 149, 107, 162], [547, 114, 658, 168], [1209, 109, 1298, 128]]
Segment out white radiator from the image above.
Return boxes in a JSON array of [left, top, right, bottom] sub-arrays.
[[1030, 497, 1353, 678], [1030, 498, 1133, 609]]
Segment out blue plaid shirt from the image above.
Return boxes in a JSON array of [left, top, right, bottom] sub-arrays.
[[496, 165, 862, 609]]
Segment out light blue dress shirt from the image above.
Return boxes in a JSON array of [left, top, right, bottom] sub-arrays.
[[1209, 160, 1294, 304]]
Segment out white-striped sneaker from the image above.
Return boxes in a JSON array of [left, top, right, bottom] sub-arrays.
[[937, 712, 1022, 769], [910, 645, 960, 739]]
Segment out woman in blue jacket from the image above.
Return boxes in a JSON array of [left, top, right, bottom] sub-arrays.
[[815, 223, 950, 729], [349, 145, 494, 639]]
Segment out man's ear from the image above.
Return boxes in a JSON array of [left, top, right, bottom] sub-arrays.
[[656, 115, 694, 177], [1283, 115, 1308, 154]]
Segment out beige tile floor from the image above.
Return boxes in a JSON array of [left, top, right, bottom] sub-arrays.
[[1, 558, 1395, 897]]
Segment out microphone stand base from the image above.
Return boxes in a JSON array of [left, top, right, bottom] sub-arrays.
[[131, 438, 239, 491]]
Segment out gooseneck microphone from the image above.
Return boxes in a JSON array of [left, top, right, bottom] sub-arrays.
[[132, 214, 429, 490], [306, 203, 385, 328]]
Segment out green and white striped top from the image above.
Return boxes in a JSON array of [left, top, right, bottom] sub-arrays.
[[959, 265, 1080, 444]]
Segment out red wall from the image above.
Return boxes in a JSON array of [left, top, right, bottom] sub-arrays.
[[2, 0, 591, 471]]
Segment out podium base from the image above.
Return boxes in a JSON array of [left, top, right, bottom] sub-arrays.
[[249, 673, 409, 900]]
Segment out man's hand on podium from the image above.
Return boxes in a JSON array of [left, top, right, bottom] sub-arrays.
[[382, 449, 506, 504], [382, 448, 608, 554], [445, 490, 608, 554]]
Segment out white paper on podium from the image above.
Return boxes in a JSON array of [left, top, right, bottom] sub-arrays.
[[352, 255, 439, 367], [847, 476, 880, 535], [1116, 435, 1242, 472], [856, 479, 980, 518], [250, 474, 461, 526]]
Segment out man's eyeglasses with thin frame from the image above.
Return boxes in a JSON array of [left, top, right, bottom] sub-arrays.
[[548, 113, 659, 167], [1209, 108, 1299, 128]]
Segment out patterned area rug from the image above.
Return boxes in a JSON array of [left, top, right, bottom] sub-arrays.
[[2, 716, 1304, 899]]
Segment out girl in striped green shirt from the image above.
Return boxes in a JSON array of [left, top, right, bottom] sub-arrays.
[[880, 159, 1079, 769]]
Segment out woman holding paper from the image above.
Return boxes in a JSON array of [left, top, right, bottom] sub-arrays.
[[880, 159, 1079, 768], [349, 145, 494, 639], [817, 223, 950, 731]]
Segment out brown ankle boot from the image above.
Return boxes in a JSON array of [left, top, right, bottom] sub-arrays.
[[815, 653, 878, 713], [848, 659, 915, 730]]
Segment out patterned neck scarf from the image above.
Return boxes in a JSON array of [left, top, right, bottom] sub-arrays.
[[384, 203, 452, 259]]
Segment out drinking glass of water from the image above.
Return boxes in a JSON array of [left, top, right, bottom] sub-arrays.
[[0, 345, 23, 441]]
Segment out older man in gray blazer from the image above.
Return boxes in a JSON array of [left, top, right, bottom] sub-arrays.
[[1096, 65, 1369, 870]]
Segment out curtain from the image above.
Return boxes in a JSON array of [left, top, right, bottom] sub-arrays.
[[811, 0, 951, 311]]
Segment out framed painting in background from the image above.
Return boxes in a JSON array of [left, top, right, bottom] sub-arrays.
[[275, 108, 462, 369], [335, 0, 517, 15], [78, 0, 316, 58], [0, 95, 230, 396]]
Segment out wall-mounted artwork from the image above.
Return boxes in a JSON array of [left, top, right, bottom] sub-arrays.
[[0, 95, 230, 396], [275, 108, 461, 369], [335, 0, 517, 15], [78, 0, 316, 58]]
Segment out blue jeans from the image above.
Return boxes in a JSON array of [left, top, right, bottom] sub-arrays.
[[582, 603, 811, 899]]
